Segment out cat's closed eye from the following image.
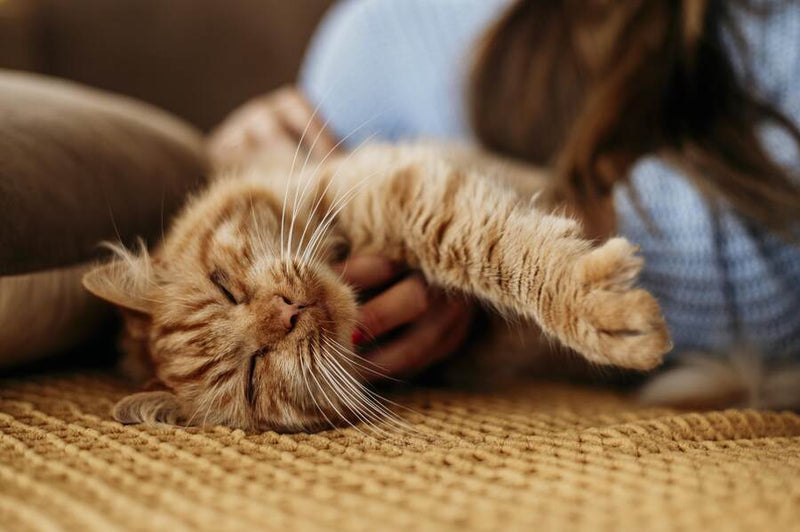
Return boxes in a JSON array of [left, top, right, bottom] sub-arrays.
[[246, 347, 268, 407], [210, 269, 238, 304]]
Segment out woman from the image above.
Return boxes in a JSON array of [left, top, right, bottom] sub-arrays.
[[210, 0, 800, 407]]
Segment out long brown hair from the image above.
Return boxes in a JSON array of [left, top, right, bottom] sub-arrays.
[[470, 0, 800, 235]]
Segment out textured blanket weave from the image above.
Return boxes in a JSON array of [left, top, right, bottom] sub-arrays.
[[1, 372, 800, 531]]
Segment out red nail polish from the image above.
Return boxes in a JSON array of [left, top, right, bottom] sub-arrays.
[[352, 330, 366, 345]]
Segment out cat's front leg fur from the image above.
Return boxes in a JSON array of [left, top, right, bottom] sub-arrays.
[[332, 144, 672, 370]]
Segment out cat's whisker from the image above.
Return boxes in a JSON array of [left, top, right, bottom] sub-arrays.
[[303, 189, 362, 263], [305, 349, 375, 438], [322, 345, 414, 424], [316, 351, 392, 438], [323, 337, 401, 381], [297, 133, 384, 261], [313, 339, 389, 437], [290, 117, 346, 256], [326, 337, 393, 373], [319, 359, 401, 440], [318, 348, 386, 415], [303, 171, 380, 263], [296, 131, 380, 260], [281, 91, 330, 260], [300, 179, 361, 262], [324, 339, 435, 428], [321, 341, 419, 428], [295, 112, 385, 257], [287, 114, 335, 259], [318, 348, 418, 438], [299, 353, 341, 433], [329, 348, 397, 381], [327, 386, 420, 442]]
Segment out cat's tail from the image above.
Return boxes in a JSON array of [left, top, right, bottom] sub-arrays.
[[638, 346, 800, 410]]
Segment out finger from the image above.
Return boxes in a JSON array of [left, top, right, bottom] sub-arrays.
[[273, 89, 338, 158], [429, 310, 471, 365], [357, 274, 429, 339], [210, 108, 288, 163], [285, 89, 339, 154], [244, 106, 293, 146], [334, 255, 404, 290], [365, 298, 468, 378], [211, 90, 306, 150]]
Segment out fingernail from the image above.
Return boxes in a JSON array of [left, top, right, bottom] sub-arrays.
[[352, 330, 366, 345]]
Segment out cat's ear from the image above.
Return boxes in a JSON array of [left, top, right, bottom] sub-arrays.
[[112, 391, 182, 425], [83, 256, 154, 315]]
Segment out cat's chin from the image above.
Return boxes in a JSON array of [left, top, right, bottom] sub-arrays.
[[248, 393, 359, 434]]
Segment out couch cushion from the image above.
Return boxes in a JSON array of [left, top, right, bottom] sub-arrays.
[[0, 70, 206, 367], [0, 70, 207, 275]]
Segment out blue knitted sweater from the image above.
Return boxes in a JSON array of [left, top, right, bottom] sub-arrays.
[[300, 0, 800, 358]]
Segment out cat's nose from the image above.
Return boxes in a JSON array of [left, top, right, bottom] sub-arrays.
[[277, 296, 311, 331]]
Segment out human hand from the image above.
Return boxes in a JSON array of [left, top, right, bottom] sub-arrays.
[[337, 255, 474, 380], [208, 85, 337, 168]]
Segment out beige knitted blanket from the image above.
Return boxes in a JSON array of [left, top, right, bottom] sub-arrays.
[[1, 371, 799, 531]]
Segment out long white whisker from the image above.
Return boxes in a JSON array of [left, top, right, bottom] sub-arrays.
[[299, 354, 340, 432], [318, 351, 403, 439], [319, 349, 416, 437], [316, 351, 392, 438], [325, 339, 434, 424], [288, 109, 341, 259], [295, 113, 384, 258], [303, 184, 365, 263], [297, 145, 374, 260], [282, 99, 326, 259], [318, 348, 390, 420], [327, 346, 398, 381], [326, 337, 395, 373], [303, 170, 380, 263], [322, 344, 422, 435], [291, 119, 343, 248], [297, 133, 383, 261], [321, 342, 421, 433], [305, 350, 373, 438]]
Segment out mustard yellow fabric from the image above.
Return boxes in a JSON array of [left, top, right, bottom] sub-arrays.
[[2, 372, 799, 531]]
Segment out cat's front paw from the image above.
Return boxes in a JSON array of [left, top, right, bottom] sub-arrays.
[[570, 238, 672, 370]]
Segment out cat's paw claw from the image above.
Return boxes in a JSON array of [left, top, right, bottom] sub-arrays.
[[572, 238, 672, 370]]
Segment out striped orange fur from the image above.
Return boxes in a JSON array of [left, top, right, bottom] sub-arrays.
[[83, 142, 671, 432]]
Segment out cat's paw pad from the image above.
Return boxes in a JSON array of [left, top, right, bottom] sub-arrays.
[[572, 238, 672, 370]]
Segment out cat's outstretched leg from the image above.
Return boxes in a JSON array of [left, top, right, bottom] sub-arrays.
[[331, 145, 672, 369]]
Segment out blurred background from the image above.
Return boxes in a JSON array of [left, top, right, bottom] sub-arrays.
[[0, 0, 333, 130]]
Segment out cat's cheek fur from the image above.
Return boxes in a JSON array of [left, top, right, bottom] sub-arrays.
[[145, 265, 358, 432]]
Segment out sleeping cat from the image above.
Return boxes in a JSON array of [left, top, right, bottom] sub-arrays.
[[83, 142, 671, 432]]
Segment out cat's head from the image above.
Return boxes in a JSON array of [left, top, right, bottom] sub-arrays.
[[83, 179, 362, 432]]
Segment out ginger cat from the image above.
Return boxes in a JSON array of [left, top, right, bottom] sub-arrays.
[[83, 142, 671, 432]]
